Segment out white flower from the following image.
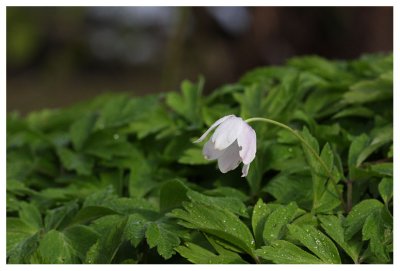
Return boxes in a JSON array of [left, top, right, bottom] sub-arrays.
[[194, 115, 257, 177]]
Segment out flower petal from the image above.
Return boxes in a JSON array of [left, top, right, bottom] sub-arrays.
[[237, 122, 257, 165], [241, 163, 250, 177], [203, 139, 224, 160], [194, 115, 234, 143], [212, 116, 244, 150], [217, 141, 241, 173]]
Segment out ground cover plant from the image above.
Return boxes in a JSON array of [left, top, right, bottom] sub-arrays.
[[7, 53, 393, 264]]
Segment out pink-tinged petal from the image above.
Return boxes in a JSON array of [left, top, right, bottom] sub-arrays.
[[217, 141, 241, 173], [241, 163, 250, 177], [237, 122, 256, 165], [194, 115, 234, 143], [212, 116, 244, 150], [203, 139, 224, 160]]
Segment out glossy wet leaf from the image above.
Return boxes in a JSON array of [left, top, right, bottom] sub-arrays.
[[287, 224, 341, 263], [256, 240, 324, 264]]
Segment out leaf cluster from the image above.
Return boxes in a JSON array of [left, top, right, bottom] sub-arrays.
[[7, 54, 392, 264]]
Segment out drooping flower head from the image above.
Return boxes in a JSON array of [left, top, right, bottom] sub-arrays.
[[194, 115, 256, 177]]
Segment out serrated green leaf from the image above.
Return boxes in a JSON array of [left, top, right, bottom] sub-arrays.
[[287, 224, 341, 264], [169, 201, 255, 257], [123, 213, 148, 247], [63, 225, 99, 261], [234, 84, 266, 119], [332, 106, 374, 119], [70, 113, 97, 151], [368, 163, 393, 177], [159, 179, 189, 213], [18, 202, 42, 230], [263, 202, 301, 245], [256, 240, 324, 264], [264, 173, 312, 208], [69, 206, 119, 225], [251, 199, 273, 246], [8, 232, 41, 264], [57, 147, 94, 176], [318, 215, 361, 263], [7, 218, 37, 254], [176, 241, 247, 264], [300, 128, 341, 212], [166, 78, 204, 126], [178, 147, 212, 165], [145, 222, 182, 259], [344, 78, 392, 104], [187, 190, 248, 217], [37, 230, 79, 264], [85, 216, 127, 264], [44, 201, 79, 231], [344, 199, 384, 240], [128, 106, 171, 139], [378, 178, 392, 206], [362, 211, 390, 263], [128, 149, 157, 198]]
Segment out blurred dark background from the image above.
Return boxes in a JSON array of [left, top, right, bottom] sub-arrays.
[[7, 6, 393, 114]]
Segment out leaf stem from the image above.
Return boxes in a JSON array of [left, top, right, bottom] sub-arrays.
[[245, 117, 345, 210], [346, 179, 353, 213]]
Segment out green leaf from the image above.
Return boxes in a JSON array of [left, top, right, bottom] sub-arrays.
[[332, 106, 374, 119], [318, 215, 361, 263], [233, 84, 266, 119], [344, 199, 384, 240], [44, 201, 79, 231], [145, 222, 182, 259], [187, 190, 248, 217], [356, 126, 392, 165], [96, 95, 159, 128], [378, 177, 393, 206], [362, 211, 391, 263], [18, 202, 42, 230], [300, 127, 340, 212], [169, 201, 255, 257], [7, 218, 37, 254], [123, 213, 149, 247], [368, 163, 393, 177], [343, 78, 392, 104], [256, 240, 323, 264], [159, 179, 189, 213], [251, 199, 273, 246], [178, 147, 212, 165], [128, 149, 157, 198], [70, 206, 119, 225], [264, 173, 312, 208], [70, 113, 97, 151], [57, 147, 94, 176], [262, 202, 301, 245], [36, 230, 79, 263], [166, 78, 204, 125], [128, 106, 171, 139], [264, 72, 300, 118], [287, 224, 341, 263], [85, 216, 128, 264], [63, 225, 100, 261], [176, 241, 247, 264], [83, 131, 136, 160], [8, 232, 41, 263]]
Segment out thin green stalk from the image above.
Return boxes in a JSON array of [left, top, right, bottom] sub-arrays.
[[245, 117, 345, 210]]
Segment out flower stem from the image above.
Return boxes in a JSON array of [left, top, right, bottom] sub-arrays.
[[245, 117, 345, 210]]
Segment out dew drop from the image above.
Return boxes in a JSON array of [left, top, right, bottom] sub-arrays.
[[113, 133, 120, 140]]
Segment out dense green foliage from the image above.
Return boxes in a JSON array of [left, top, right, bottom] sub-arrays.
[[7, 54, 393, 264]]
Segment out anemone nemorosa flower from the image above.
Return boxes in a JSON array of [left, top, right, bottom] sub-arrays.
[[194, 115, 256, 177]]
